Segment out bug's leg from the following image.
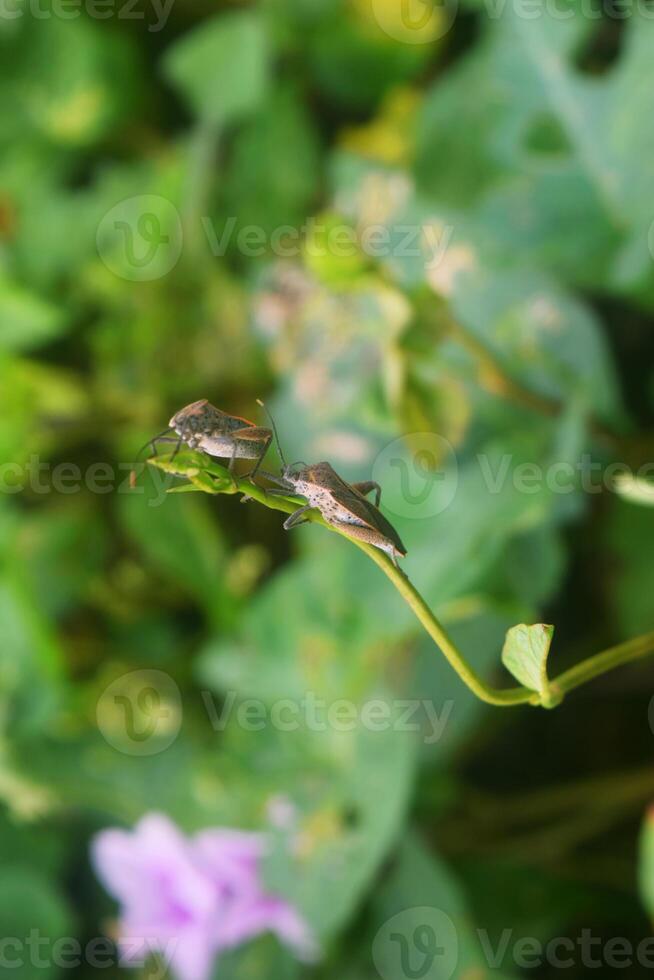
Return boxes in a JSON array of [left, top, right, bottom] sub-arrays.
[[351, 481, 382, 507], [248, 432, 273, 481], [170, 431, 185, 461], [257, 469, 291, 487], [283, 505, 313, 530], [148, 435, 179, 456], [231, 428, 273, 481], [224, 443, 240, 490], [130, 428, 181, 487]]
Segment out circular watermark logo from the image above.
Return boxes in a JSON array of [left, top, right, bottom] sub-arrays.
[[648, 694, 654, 736], [647, 220, 654, 265], [370, 0, 458, 44], [96, 194, 183, 282], [372, 433, 458, 520], [373, 906, 458, 980], [96, 669, 182, 756]]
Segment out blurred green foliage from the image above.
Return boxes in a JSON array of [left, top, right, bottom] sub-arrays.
[[2, 3, 654, 978]]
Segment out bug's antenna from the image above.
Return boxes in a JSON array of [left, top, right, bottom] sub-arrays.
[[257, 399, 287, 469], [132, 428, 174, 463], [129, 427, 174, 488]]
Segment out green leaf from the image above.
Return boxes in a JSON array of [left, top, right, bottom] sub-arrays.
[[0, 573, 66, 735], [501, 623, 554, 696], [416, 11, 654, 297], [163, 12, 270, 126], [449, 266, 622, 422], [8, 503, 108, 619], [167, 483, 208, 495], [147, 450, 229, 482], [220, 83, 320, 242], [0, 868, 74, 980], [0, 278, 65, 352], [263, 715, 416, 939], [212, 936, 299, 980], [0, 16, 140, 148], [197, 548, 410, 705], [119, 470, 228, 619], [371, 834, 519, 980]]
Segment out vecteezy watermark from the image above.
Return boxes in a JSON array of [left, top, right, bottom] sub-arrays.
[[476, 454, 654, 498], [202, 691, 453, 745], [96, 672, 454, 756], [96, 670, 182, 757], [373, 441, 654, 520], [370, 0, 654, 45], [96, 195, 183, 282], [373, 907, 459, 980], [3, 449, 654, 516], [0, 931, 175, 979], [0, 0, 174, 32], [371, 0, 458, 44], [95, 196, 455, 282], [647, 694, 654, 737], [3, 447, 654, 520], [0, 457, 173, 505], [372, 908, 654, 976], [372, 433, 458, 520], [480, 0, 654, 20], [477, 928, 654, 970], [201, 216, 453, 266]]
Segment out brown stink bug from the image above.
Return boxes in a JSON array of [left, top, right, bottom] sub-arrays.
[[132, 399, 272, 485], [257, 404, 406, 566], [269, 460, 407, 566]]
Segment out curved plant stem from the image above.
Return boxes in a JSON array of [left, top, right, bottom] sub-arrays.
[[353, 541, 540, 707], [194, 472, 537, 706], [550, 630, 654, 699], [153, 458, 654, 709]]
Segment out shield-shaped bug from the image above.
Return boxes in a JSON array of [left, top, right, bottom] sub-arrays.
[[132, 399, 272, 485], [270, 460, 407, 566], [257, 403, 406, 566]]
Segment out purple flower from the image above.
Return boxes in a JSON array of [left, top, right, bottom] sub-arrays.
[[91, 813, 316, 980]]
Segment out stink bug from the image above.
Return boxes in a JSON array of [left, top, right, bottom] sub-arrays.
[[132, 399, 272, 484], [269, 461, 407, 566], [257, 403, 406, 566]]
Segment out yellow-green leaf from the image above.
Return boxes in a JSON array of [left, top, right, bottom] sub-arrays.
[[501, 623, 554, 695]]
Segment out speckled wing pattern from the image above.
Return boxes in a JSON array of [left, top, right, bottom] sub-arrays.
[[307, 463, 407, 556], [212, 407, 256, 435]]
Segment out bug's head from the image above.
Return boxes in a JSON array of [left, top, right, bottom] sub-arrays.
[[280, 461, 308, 486], [169, 399, 208, 434]]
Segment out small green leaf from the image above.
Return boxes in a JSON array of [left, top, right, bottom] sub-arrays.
[[166, 484, 205, 495], [147, 451, 230, 481], [162, 12, 269, 126], [147, 453, 234, 494], [501, 623, 554, 695], [188, 470, 226, 494]]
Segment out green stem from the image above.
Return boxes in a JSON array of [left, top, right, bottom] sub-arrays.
[[551, 629, 654, 698], [353, 540, 539, 707], [194, 471, 536, 706], [154, 459, 654, 709]]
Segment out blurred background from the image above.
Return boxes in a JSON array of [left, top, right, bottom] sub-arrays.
[[2, 1, 654, 978]]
